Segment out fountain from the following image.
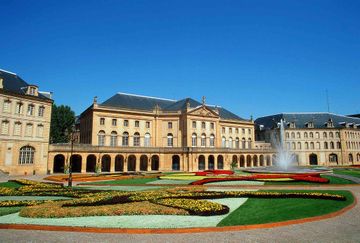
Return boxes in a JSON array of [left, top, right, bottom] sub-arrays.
[[244, 119, 332, 174]]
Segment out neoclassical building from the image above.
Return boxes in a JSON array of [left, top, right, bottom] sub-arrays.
[[255, 113, 360, 166], [49, 93, 274, 173], [0, 69, 53, 175]]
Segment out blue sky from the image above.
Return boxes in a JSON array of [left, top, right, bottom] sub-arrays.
[[1, 0, 359, 118]]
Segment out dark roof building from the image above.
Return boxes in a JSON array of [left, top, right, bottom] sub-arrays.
[[0, 69, 52, 101], [255, 112, 360, 130], [100, 92, 247, 122]]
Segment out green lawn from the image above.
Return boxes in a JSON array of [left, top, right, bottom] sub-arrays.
[[80, 177, 159, 185], [218, 190, 354, 226], [0, 181, 23, 188], [333, 169, 360, 179], [264, 175, 354, 185], [0, 207, 23, 216]]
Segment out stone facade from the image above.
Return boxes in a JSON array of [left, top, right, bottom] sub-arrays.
[[48, 93, 274, 173], [0, 70, 52, 175], [256, 113, 360, 166]]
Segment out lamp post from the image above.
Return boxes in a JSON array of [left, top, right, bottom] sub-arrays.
[[68, 125, 76, 187]]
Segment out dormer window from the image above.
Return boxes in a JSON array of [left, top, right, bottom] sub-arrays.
[[326, 119, 334, 128], [27, 85, 38, 96], [306, 122, 314, 128], [290, 122, 296, 128]]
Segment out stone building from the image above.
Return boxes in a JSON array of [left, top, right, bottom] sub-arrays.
[[49, 93, 274, 173], [0, 69, 53, 175], [255, 113, 360, 166]]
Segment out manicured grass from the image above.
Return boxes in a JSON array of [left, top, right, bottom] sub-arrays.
[[264, 175, 354, 185], [0, 207, 23, 216], [0, 181, 23, 188], [218, 190, 353, 226], [81, 178, 158, 185], [333, 169, 360, 178]]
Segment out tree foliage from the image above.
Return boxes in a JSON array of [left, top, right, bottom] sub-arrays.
[[50, 104, 76, 143]]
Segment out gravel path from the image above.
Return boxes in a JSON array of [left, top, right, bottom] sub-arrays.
[[0, 185, 359, 243]]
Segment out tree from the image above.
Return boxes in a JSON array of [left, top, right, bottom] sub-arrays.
[[50, 104, 76, 143]]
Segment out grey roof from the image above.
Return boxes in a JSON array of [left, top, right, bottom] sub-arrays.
[[255, 112, 360, 129], [100, 92, 247, 121], [0, 69, 51, 101]]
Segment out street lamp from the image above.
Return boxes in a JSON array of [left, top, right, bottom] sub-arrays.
[[68, 125, 77, 187]]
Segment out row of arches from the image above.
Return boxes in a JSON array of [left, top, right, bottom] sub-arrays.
[[53, 154, 160, 173]]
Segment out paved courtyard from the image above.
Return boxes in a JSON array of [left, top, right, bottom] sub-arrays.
[[0, 184, 359, 243]]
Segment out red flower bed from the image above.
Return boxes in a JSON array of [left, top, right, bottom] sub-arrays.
[[190, 173, 329, 185], [195, 170, 234, 176]]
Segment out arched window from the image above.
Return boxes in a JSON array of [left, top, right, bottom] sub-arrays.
[[144, 133, 151, 147], [133, 132, 140, 146], [98, 130, 105, 146], [292, 142, 296, 150], [316, 142, 320, 149], [349, 153, 354, 163], [304, 132, 308, 138], [297, 132, 301, 138], [323, 132, 327, 138], [201, 133, 206, 147], [110, 131, 117, 147], [221, 136, 226, 148], [297, 142, 301, 150], [329, 154, 338, 163], [192, 133, 197, 147], [324, 141, 328, 149], [335, 132, 340, 138], [122, 132, 129, 146], [330, 141, 334, 149], [337, 142, 341, 149], [286, 132, 290, 139], [235, 137, 239, 149], [309, 132, 314, 138], [210, 134, 215, 147], [167, 133, 173, 147], [291, 132, 295, 139], [329, 132, 334, 138], [315, 132, 320, 139], [228, 137, 233, 148], [19, 146, 35, 164], [310, 142, 314, 149], [305, 142, 309, 149]]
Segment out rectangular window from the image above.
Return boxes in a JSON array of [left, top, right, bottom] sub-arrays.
[[146, 121, 150, 128], [38, 106, 45, 117], [210, 123, 214, 129], [242, 128, 245, 134], [112, 119, 117, 126], [124, 120, 129, 127], [229, 128, 232, 133], [25, 124, 33, 137], [168, 122, 173, 129], [16, 103, 23, 114], [1, 121, 9, 135], [135, 120, 140, 127], [14, 122, 21, 136], [222, 127, 225, 133], [3, 100, 11, 113], [100, 118, 105, 125], [36, 125, 44, 137], [248, 129, 251, 134], [201, 122, 206, 129], [192, 121, 196, 128], [27, 105, 34, 116], [235, 128, 239, 134]]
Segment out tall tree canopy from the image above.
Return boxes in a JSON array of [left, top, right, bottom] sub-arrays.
[[50, 104, 76, 143]]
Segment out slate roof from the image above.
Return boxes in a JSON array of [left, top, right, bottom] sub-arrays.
[[0, 69, 51, 101], [255, 113, 360, 129], [100, 92, 248, 121]]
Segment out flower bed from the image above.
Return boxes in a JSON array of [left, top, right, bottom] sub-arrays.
[[191, 173, 329, 185], [195, 170, 234, 176], [0, 180, 347, 219]]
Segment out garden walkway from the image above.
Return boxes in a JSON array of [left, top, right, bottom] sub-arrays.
[[0, 185, 359, 243]]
